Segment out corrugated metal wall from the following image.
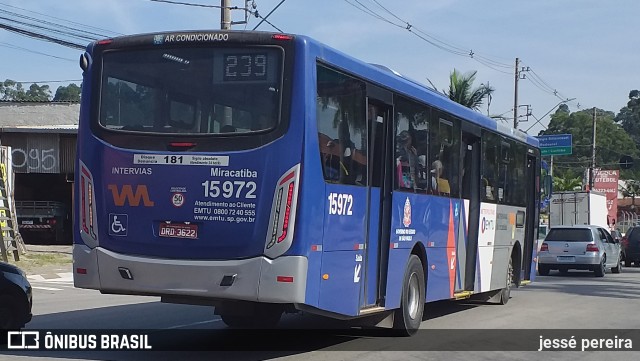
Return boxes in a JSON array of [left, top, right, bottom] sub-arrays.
[[0, 133, 77, 174], [59, 135, 77, 174]]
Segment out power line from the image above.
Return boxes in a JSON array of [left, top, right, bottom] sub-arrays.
[[12, 79, 81, 84], [248, 9, 283, 32], [0, 42, 75, 61], [252, 0, 287, 31], [0, 14, 97, 42], [146, 0, 222, 8], [0, 2, 119, 51], [346, 0, 515, 72], [343, 0, 581, 116], [0, 22, 85, 49], [0, 2, 122, 36], [522, 62, 578, 105]]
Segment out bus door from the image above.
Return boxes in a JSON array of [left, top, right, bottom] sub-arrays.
[[459, 126, 481, 292], [522, 154, 537, 280], [360, 95, 393, 311]]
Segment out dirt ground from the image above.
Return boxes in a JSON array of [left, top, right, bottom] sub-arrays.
[[2, 245, 72, 275]]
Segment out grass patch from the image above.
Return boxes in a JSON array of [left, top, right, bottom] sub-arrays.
[[5, 252, 72, 274]]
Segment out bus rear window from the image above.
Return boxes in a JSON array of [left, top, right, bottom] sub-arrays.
[[98, 46, 283, 135]]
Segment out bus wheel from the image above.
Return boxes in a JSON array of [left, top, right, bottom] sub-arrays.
[[393, 255, 425, 336], [498, 257, 513, 305]]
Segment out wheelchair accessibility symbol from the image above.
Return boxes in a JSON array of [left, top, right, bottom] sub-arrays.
[[109, 213, 128, 236]]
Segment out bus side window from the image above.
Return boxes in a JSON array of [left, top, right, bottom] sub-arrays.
[[315, 65, 367, 186], [396, 130, 418, 190], [394, 97, 429, 193], [482, 132, 499, 202], [429, 115, 459, 197]]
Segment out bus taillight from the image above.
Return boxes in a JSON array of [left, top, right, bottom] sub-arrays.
[[272, 34, 293, 41], [264, 164, 301, 258], [79, 160, 99, 246]]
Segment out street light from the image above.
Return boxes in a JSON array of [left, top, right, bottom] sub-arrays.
[[525, 98, 576, 133]]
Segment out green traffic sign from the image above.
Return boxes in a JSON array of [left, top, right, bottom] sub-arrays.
[[541, 146, 572, 156]]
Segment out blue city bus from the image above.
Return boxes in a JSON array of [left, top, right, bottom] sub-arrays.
[[73, 30, 542, 335]]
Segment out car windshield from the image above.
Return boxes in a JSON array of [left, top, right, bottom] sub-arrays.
[[545, 228, 592, 242]]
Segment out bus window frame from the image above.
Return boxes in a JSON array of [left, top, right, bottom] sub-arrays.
[[87, 40, 295, 152]]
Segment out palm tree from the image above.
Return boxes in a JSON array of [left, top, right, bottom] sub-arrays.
[[446, 69, 495, 111], [553, 176, 583, 191]]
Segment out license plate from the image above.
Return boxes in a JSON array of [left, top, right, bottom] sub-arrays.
[[159, 222, 198, 239], [557, 256, 575, 262], [21, 220, 33, 225]]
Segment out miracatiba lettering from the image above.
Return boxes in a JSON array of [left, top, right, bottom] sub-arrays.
[[112, 167, 153, 175], [210, 168, 258, 178]]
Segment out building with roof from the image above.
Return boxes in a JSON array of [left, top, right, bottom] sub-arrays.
[[0, 100, 79, 244]]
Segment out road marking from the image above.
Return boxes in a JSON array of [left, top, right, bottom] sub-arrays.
[[162, 319, 222, 330], [28, 273, 73, 282], [32, 286, 64, 291]]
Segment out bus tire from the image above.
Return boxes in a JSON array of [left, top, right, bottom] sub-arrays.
[[497, 256, 514, 305], [393, 255, 425, 336]]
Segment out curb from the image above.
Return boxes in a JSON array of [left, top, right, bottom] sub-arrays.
[[27, 272, 73, 282]]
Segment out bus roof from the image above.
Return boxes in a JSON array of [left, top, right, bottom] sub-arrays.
[[88, 30, 538, 148], [295, 33, 539, 148]]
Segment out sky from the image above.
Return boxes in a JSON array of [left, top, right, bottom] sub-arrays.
[[0, 0, 638, 135]]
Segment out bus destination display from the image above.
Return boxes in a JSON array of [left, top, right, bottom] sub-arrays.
[[223, 53, 268, 82]]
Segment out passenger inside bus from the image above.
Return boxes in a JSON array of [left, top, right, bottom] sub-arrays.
[[417, 155, 429, 190], [431, 159, 450, 196], [482, 169, 496, 201], [323, 138, 342, 181], [336, 119, 356, 184], [396, 130, 418, 190]]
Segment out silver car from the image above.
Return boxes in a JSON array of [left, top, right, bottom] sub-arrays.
[[538, 225, 622, 277]]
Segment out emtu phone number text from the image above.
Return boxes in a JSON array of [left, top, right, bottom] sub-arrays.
[[194, 200, 256, 223]]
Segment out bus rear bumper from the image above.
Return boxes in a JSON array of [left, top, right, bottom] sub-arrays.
[[73, 245, 308, 303]]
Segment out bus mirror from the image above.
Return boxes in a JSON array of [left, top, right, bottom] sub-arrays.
[[79, 53, 91, 72], [542, 175, 553, 196]]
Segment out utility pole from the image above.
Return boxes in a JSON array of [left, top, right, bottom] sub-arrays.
[[513, 58, 519, 129], [590, 107, 597, 190], [221, 0, 233, 126], [221, 0, 231, 30], [513, 59, 530, 130], [486, 81, 491, 116]]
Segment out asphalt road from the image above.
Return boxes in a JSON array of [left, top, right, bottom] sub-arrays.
[[2, 266, 640, 360]]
